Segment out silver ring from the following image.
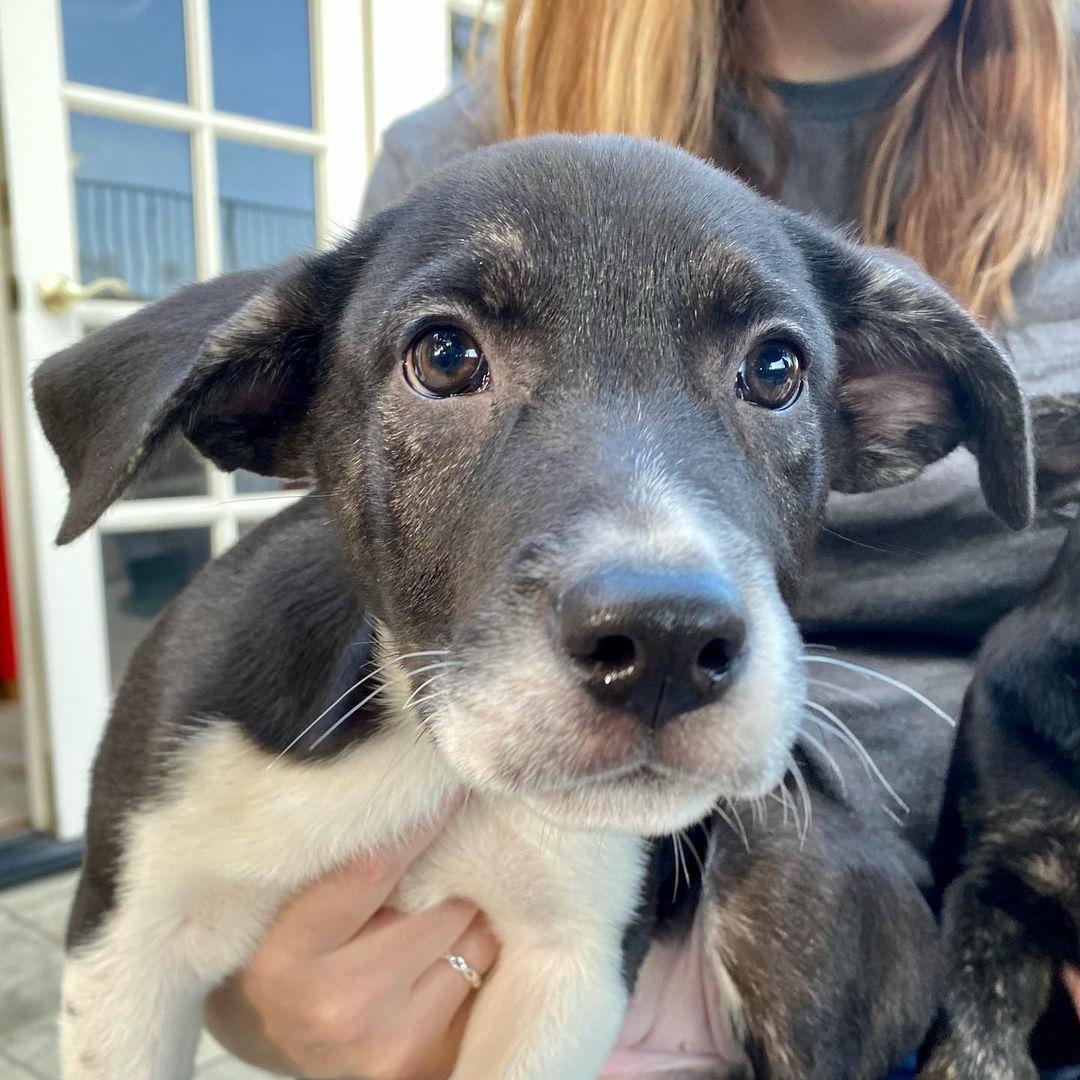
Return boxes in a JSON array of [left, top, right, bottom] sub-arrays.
[[442, 952, 483, 989]]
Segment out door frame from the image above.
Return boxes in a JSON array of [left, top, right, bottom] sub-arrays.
[[0, 117, 54, 834]]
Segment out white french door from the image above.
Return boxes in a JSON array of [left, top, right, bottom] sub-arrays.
[[0, 0, 452, 839]]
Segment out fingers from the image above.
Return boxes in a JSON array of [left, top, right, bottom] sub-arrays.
[[266, 904, 495, 1080], [207, 784, 500, 1080], [272, 794, 463, 955], [356, 897, 483, 983], [411, 913, 500, 1021]]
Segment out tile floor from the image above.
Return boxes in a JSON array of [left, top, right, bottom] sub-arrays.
[[0, 870, 277, 1079]]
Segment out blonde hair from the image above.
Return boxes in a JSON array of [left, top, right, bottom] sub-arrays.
[[494, 0, 1077, 322]]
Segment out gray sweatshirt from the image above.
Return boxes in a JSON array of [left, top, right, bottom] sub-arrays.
[[360, 66, 1080, 850]]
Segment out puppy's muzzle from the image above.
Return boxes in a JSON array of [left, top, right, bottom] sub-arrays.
[[556, 565, 747, 728]]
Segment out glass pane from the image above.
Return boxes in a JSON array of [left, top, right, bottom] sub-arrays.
[[235, 471, 284, 494], [61, 0, 187, 102], [209, 0, 312, 127], [234, 473, 311, 495], [217, 140, 316, 273], [71, 114, 196, 301], [125, 439, 208, 500], [101, 529, 210, 684]]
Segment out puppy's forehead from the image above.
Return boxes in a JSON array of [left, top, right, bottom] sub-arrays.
[[457, 219, 806, 330], [392, 135, 814, 321]]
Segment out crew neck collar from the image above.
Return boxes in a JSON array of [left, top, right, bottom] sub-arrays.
[[765, 57, 917, 120]]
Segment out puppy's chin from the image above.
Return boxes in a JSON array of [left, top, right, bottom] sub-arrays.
[[520, 774, 718, 835], [426, 688, 800, 835], [520, 758, 792, 836]]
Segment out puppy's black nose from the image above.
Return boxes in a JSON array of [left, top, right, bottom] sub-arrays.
[[557, 566, 747, 727]]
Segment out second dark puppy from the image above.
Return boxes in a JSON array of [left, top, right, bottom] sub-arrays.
[[920, 507, 1080, 1080]]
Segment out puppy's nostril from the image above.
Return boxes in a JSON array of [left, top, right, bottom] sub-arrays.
[[696, 637, 736, 683], [579, 634, 637, 678]]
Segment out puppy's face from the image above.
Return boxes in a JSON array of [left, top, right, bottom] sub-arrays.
[[323, 150, 836, 832], [35, 136, 1033, 836]]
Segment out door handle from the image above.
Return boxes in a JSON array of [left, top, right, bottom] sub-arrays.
[[37, 272, 129, 312]]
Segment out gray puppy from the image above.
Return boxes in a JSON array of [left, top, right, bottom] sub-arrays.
[[33, 135, 1033, 1080]]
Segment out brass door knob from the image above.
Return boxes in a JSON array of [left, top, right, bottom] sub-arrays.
[[37, 273, 129, 312]]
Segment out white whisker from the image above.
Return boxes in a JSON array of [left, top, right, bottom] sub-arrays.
[[785, 776, 801, 838], [730, 801, 749, 851], [409, 689, 453, 712], [800, 730, 847, 798], [821, 527, 926, 558], [670, 835, 685, 901], [680, 830, 706, 878], [789, 754, 813, 848], [766, 787, 789, 831], [803, 655, 954, 728], [766, 786, 792, 829], [804, 702, 910, 814], [403, 674, 445, 710], [806, 676, 876, 708], [309, 681, 391, 750], [678, 833, 690, 889], [399, 661, 456, 709], [268, 648, 450, 766], [715, 797, 750, 852], [403, 659, 456, 676]]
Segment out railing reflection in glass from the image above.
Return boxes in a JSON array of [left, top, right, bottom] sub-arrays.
[[74, 178, 315, 300]]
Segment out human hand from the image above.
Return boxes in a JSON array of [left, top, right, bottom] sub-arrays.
[[204, 804, 499, 1079]]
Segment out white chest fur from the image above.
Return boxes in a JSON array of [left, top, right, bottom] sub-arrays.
[[61, 720, 649, 1080]]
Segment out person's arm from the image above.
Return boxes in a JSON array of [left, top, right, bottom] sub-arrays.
[[204, 806, 498, 1079]]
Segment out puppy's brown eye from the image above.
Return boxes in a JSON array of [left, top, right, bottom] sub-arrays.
[[736, 341, 804, 410], [405, 327, 488, 397]]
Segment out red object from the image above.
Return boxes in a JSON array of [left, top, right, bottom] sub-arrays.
[[0, 455, 17, 684]]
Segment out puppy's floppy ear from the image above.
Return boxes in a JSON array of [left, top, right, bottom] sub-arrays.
[[794, 223, 1034, 529], [33, 247, 353, 545]]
